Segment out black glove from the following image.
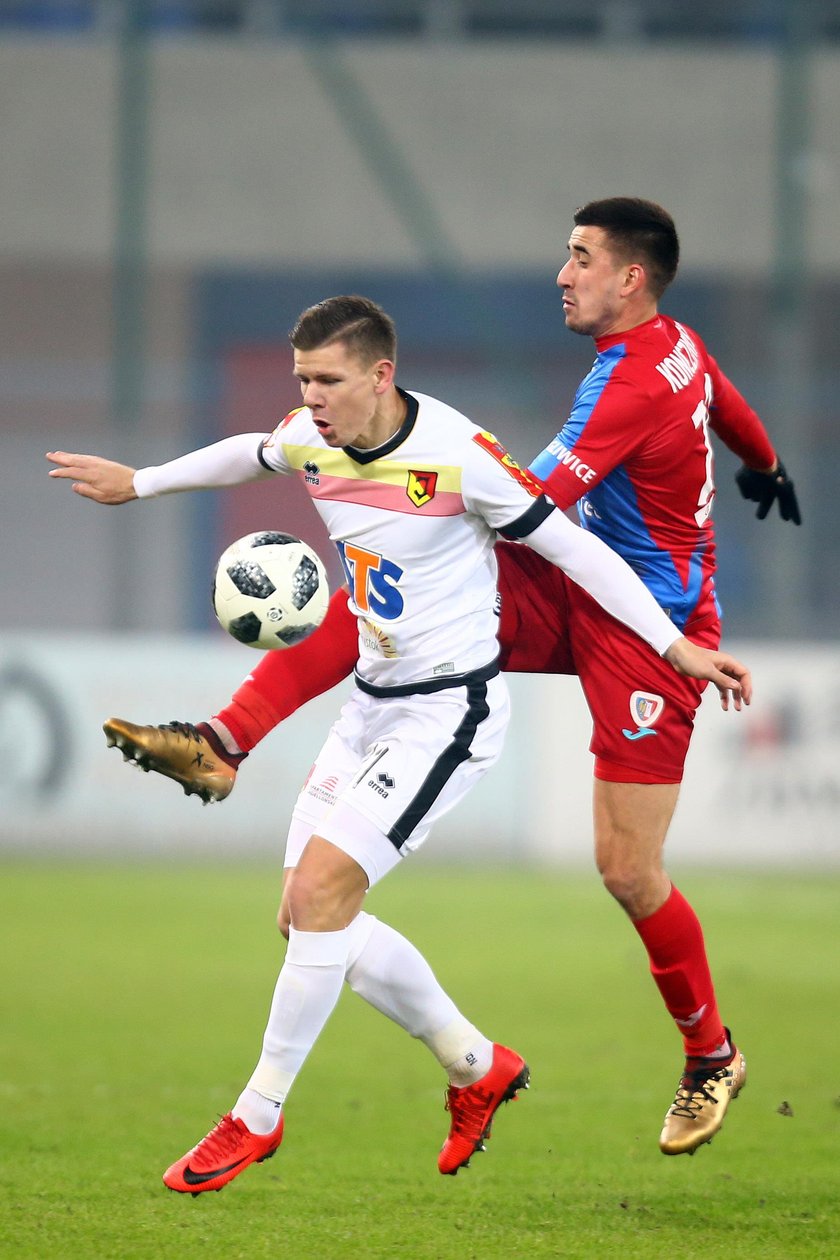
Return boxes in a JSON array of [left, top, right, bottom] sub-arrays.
[[735, 459, 801, 525]]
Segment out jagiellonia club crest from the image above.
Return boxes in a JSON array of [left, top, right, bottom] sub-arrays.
[[406, 469, 438, 508]]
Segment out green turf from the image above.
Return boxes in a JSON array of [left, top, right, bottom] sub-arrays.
[[0, 862, 837, 1260]]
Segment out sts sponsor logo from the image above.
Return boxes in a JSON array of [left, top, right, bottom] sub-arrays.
[[337, 541, 404, 620], [622, 691, 665, 741]]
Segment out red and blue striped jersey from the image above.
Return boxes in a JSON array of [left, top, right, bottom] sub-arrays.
[[528, 314, 776, 631]]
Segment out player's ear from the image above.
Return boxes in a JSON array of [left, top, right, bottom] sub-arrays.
[[624, 263, 646, 296], [373, 359, 396, 392]]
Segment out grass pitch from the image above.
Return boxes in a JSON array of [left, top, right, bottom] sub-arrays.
[[0, 861, 837, 1260]]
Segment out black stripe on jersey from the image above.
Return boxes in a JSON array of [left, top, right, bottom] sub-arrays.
[[257, 438, 273, 470], [387, 678, 491, 848], [345, 389, 419, 464], [354, 658, 499, 698], [499, 496, 556, 540]]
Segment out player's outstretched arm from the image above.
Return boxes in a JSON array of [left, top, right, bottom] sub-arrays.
[[663, 639, 752, 711], [49, 434, 273, 505], [47, 451, 138, 504]]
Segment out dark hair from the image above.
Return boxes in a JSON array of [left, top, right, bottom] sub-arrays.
[[290, 295, 397, 364], [573, 197, 679, 298]]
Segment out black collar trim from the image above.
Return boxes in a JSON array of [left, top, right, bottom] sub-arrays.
[[344, 388, 418, 465]]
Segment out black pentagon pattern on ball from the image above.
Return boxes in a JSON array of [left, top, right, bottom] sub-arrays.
[[227, 612, 264, 645], [291, 555, 320, 610], [251, 531, 297, 547], [275, 622, 319, 646], [227, 559, 277, 600]]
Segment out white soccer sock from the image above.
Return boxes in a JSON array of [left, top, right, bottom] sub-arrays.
[[231, 1087, 283, 1136], [434, 1031, 494, 1086], [242, 924, 352, 1107], [344, 914, 493, 1084]]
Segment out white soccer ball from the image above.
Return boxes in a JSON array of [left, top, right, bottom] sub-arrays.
[[212, 531, 329, 650]]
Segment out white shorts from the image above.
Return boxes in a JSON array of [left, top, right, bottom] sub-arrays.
[[285, 669, 510, 887]]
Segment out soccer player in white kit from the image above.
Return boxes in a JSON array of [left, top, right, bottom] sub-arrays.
[[47, 296, 750, 1193]]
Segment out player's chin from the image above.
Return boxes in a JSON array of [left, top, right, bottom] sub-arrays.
[[564, 312, 593, 336]]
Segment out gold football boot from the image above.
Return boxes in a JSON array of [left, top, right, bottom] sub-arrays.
[[103, 718, 239, 804], [660, 1035, 746, 1155]]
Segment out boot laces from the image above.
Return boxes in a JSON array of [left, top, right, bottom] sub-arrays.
[[669, 1062, 730, 1120], [444, 1083, 495, 1142], [163, 720, 202, 742], [195, 1114, 245, 1163]]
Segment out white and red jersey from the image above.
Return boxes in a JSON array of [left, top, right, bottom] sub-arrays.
[[258, 388, 554, 688], [528, 314, 776, 632]]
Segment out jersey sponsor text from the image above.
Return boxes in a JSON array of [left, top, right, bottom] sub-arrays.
[[337, 541, 405, 620], [543, 436, 598, 485]]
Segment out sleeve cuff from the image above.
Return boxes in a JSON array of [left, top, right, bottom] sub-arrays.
[[499, 496, 556, 540]]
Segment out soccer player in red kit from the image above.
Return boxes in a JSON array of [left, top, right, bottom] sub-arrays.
[[98, 199, 799, 1158]]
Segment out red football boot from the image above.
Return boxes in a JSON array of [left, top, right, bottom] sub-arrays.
[[438, 1043, 529, 1175], [163, 1111, 284, 1195]]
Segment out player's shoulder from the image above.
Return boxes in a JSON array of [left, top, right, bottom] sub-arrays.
[[410, 389, 473, 431], [408, 389, 486, 453], [617, 313, 700, 355], [614, 315, 710, 393], [646, 313, 712, 364], [263, 405, 315, 449], [409, 389, 530, 476]]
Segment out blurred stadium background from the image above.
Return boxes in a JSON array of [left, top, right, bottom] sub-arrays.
[[1, 0, 839, 864]]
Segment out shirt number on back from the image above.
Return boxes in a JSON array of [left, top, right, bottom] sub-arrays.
[[691, 374, 715, 527]]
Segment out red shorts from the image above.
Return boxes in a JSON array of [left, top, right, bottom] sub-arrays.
[[494, 541, 720, 784]]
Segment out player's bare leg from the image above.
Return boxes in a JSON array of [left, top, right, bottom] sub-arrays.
[[594, 779, 745, 1154]]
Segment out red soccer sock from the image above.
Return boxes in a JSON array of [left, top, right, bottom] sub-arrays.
[[214, 587, 357, 753], [632, 885, 726, 1058]]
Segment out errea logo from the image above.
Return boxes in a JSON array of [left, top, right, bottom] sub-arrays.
[[368, 772, 395, 798]]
